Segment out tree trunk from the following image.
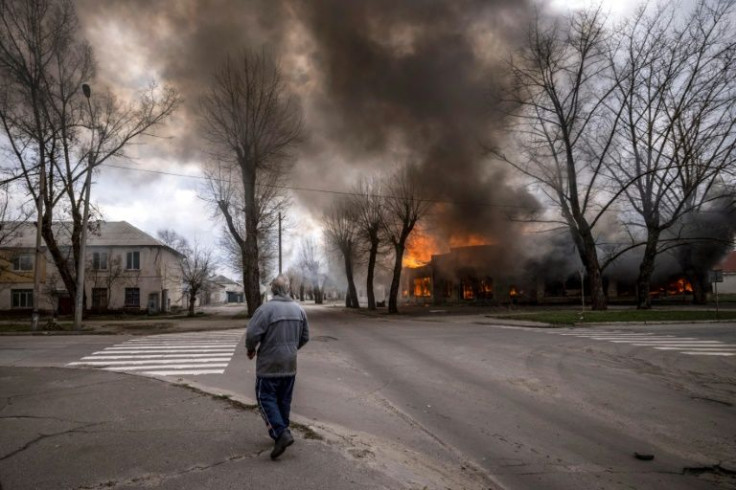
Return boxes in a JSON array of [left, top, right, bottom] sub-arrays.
[[687, 270, 708, 305], [388, 243, 405, 314], [636, 229, 660, 309], [41, 214, 78, 313], [343, 250, 359, 308], [579, 231, 607, 310], [241, 164, 261, 317], [188, 290, 197, 317], [366, 240, 378, 310]]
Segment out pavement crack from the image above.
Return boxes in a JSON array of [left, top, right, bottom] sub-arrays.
[[0, 414, 91, 424], [75, 452, 265, 489], [0, 422, 103, 462], [690, 396, 733, 407], [683, 464, 736, 476]]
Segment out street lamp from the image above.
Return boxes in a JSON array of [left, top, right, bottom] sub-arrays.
[[73, 83, 94, 330]]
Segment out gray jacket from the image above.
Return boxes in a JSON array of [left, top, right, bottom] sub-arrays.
[[245, 295, 309, 377]]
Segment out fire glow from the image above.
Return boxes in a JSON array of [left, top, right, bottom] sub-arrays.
[[403, 232, 495, 268]]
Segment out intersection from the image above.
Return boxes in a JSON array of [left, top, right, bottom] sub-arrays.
[[2, 306, 735, 489]]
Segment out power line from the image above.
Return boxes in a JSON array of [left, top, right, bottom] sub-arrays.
[[102, 162, 539, 211]]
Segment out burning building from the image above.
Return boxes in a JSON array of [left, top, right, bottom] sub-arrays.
[[400, 238, 720, 306], [401, 244, 533, 305]]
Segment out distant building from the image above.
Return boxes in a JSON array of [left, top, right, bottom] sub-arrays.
[[204, 275, 245, 305], [0, 221, 185, 314], [715, 250, 736, 294]]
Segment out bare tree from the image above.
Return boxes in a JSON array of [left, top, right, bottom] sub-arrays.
[[199, 50, 301, 316], [297, 237, 324, 304], [0, 182, 32, 296], [494, 7, 625, 310], [0, 182, 31, 246], [382, 165, 431, 314], [0, 0, 180, 320], [323, 198, 360, 308], [609, 1, 736, 308], [351, 177, 387, 310], [84, 251, 122, 310], [158, 229, 216, 317], [285, 265, 303, 300]]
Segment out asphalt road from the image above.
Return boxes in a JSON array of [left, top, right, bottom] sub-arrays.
[[2, 306, 735, 489]]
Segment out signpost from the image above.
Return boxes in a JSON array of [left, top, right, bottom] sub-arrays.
[[711, 269, 723, 318]]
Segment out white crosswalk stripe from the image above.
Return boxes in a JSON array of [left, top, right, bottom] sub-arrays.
[[547, 329, 736, 356], [67, 330, 243, 376]]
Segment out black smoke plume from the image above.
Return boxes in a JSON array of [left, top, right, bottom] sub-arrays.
[[76, 0, 539, 255]]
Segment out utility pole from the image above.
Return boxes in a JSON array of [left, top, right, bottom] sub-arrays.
[[31, 168, 46, 331], [278, 212, 282, 275], [74, 83, 94, 330]]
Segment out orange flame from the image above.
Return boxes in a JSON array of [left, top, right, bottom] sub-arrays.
[[449, 234, 495, 248], [463, 282, 474, 300], [403, 233, 442, 268], [403, 231, 495, 268], [413, 277, 432, 297], [667, 278, 693, 294]]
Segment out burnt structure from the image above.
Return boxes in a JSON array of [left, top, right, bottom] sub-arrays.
[[402, 245, 527, 305], [401, 244, 713, 306]]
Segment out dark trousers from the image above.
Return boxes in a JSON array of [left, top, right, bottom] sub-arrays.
[[255, 376, 295, 440]]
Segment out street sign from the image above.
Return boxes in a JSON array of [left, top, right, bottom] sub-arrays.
[[710, 270, 724, 283]]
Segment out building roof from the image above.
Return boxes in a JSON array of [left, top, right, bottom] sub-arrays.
[[1, 221, 176, 251], [717, 250, 736, 273], [211, 274, 240, 285]]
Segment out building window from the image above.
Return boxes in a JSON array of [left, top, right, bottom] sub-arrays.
[[124, 288, 140, 307], [12, 254, 33, 271], [11, 289, 33, 308], [92, 252, 108, 270], [92, 288, 108, 310], [126, 251, 140, 270]]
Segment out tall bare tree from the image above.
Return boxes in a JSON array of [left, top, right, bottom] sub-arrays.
[[323, 198, 360, 308], [495, 7, 625, 310], [158, 229, 216, 317], [351, 177, 386, 310], [0, 0, 180, 320], [382, 165, 431, 314], [200, 50, 301, 316], [609, 1, 736, 308]]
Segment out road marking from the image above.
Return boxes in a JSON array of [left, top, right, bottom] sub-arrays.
[[94, 347, 235, 354], [67, 330, 243, 376], [80, 353, 237, 359], [100, 342, 233, 351], [681, 352, 735, 356], [135, 370, 226, 376], [654, 346, 736, 351], [103, 363, 230, 371], [68, 358, 232, 366], [550, 329, 736, 358]]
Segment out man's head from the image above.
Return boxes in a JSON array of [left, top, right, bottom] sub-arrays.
[[270, 275, 290, 296]]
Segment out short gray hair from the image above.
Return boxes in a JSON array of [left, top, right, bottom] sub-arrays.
[[270, 275, 290, 296]]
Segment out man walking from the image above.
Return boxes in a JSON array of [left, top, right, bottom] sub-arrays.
[[246, 275, 309, 460]]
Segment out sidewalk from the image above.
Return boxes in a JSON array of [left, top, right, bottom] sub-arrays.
[[0, 366, 494, 490], [0, 367, 400, 490]]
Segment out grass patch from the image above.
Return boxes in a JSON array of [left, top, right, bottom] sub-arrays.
[[0, 321, 75, 332], [491, 309, 736, 325]]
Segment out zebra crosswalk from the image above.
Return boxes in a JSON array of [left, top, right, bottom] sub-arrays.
[[67, 330, 243, 376], [548, 329, 736, 356]]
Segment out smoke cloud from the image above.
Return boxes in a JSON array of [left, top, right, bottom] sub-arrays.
[[76, 0, 540, 258]]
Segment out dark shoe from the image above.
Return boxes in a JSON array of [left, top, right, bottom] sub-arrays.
[[270, 429, 294, 460]]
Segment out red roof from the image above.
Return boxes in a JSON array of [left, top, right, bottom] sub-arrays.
[[717, 250, 736, 273]]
